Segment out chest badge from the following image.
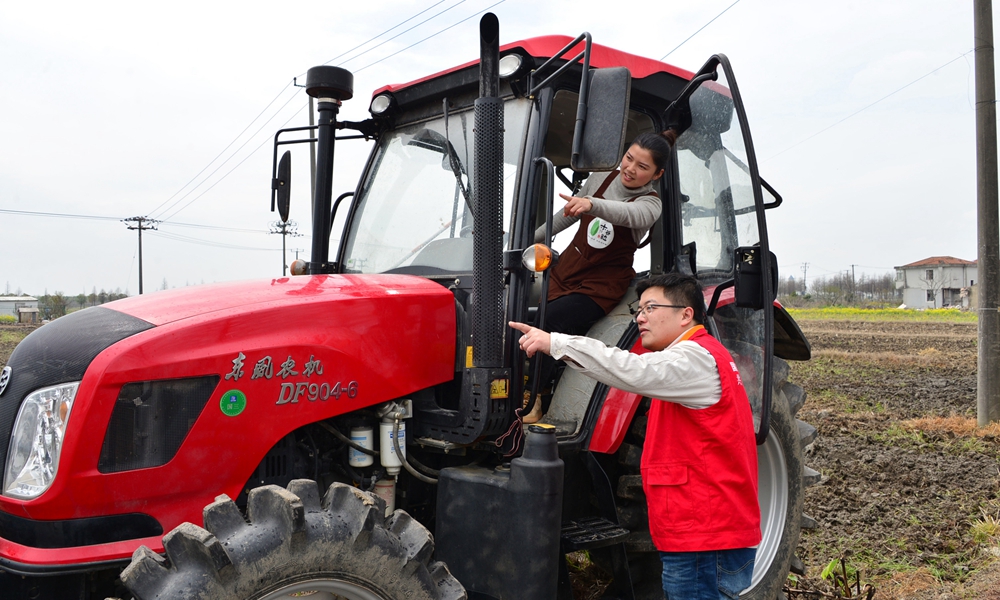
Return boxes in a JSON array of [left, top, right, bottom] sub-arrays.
[[587, 218, 614, 249]]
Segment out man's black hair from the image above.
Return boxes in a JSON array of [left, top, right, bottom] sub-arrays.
[[635, 273, 705, 324]]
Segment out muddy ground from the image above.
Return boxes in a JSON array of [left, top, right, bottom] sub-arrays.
[[3, 321, 1000, 599], [790, 319, 1000, 599]]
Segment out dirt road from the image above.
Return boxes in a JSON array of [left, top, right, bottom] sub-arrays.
[[791, 318, 1000, 599]]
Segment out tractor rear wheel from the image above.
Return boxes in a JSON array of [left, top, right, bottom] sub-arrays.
[[611, 356, 816, 599], [121, 480, 466, 600]]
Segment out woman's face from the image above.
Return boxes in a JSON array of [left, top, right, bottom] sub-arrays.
[[619, 144, 664, 189]]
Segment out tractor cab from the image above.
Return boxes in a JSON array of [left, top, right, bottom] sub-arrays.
[[273, 32, 784, 446]]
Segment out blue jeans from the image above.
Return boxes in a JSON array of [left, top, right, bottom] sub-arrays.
[[660, 548, 756, 600]]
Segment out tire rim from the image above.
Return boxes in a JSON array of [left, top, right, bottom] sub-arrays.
[[748, 429, 789, 591], [259, 578, 389, 600]]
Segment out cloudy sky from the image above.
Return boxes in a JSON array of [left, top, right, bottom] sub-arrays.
[[0, 0, 982, 296]]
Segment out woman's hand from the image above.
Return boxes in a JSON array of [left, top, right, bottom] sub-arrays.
[[559, 193, 593, 217]]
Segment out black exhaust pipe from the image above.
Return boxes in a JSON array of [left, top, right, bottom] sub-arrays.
[[472, 13, 504, 367]]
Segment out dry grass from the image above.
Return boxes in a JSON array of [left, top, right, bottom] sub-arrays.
[[811, 348, 955, 367], [878, 568, 940, 599], [901, 415, 1000, 438], [787, 307, 977, 322]]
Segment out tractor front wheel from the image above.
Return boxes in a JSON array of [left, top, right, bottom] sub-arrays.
[[121, 480, 466, 600]]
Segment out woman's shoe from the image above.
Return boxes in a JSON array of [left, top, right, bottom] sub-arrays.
[[522, 391, 544, 424]]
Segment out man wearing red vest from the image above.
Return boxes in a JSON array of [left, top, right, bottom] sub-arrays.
[[510, 273, 761, 599]]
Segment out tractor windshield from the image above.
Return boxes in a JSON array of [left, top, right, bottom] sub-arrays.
[[342, 98, 530, 274]]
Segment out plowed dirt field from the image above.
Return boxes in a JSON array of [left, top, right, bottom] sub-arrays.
[[3, 320, 1000, 599], [790, 317, 1000, 599]]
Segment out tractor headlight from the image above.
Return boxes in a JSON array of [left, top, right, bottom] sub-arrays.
[[3, 382, 78, 499]]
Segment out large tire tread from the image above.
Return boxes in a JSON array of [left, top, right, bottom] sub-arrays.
[[121, 480, 466, 600]]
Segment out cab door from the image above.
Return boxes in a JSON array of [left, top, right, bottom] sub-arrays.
[[665, 55, 776, 441]]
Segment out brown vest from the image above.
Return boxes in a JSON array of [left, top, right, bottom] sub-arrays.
[[547, 171, 657, 313]]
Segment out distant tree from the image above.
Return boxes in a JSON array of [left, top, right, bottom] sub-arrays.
[[777, 275, 798, 298], [49, 292, 67, 318], [89, 286, 97, 307], [98, 289, 108, 304], [161, 278, 169, 291]]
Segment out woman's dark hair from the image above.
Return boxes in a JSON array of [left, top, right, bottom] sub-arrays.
[[629, 129, 677, 172], [635, 272, 704, 324]]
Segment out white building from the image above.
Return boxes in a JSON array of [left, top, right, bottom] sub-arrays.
[[894, 257, 976, 309], [0, 296, 39, 322]]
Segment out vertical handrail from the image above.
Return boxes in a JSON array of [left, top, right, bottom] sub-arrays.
[[526, 157, 556, 416]]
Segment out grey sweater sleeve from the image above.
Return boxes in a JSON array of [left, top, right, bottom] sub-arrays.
[[587, 194, 662, 232]]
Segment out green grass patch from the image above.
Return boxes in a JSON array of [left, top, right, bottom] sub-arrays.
[[786, 307, 977, 322], [0, 330, 29, 345]]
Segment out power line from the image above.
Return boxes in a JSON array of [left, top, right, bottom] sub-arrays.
[[158, 102, 313, 223], [150, 89, 304, 221], [660, 0, 742, 61], [0, 207, 267, 234], [0, 207, 120, 221], [764, 50, 974, 162], [149, 0, 505, 221], [147, 230, 278, 252], [325, 0, 464, 68], [151, 0, 464, 221], [146, 80, 296, 218], [356, 0, 507, 73]]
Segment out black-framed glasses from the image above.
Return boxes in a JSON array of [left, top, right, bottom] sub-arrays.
[[629, 301, 688, 321]]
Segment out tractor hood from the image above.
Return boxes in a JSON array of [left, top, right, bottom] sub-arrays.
[[106, 274, 445, 326], [0, 274, 457, 565]]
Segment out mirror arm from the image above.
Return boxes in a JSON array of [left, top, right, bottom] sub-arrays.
[[330, 192, 354, 232], [706, 279, 734, 318], [529, 33, 592, 95], [761, 177, 783, 209], [664, 68, 719, 131], [270, 125, 320, 212]]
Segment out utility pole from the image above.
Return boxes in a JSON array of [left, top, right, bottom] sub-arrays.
[[123, 216, 159, 295], [269, 221, 302, 276], [800, 263, 809, 294], [975, 0, 1000, 425], [851, 264, 857, 302]]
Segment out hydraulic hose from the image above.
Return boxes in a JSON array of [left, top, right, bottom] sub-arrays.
[[392, 416, 438, 484]]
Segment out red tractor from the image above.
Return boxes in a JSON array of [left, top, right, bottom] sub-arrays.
[[0, 14, 814, 599]]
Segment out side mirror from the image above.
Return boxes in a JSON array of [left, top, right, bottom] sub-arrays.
[[571, 67, 631, 171], [275, 151, 291, 223], [733, 246, 777, 309]]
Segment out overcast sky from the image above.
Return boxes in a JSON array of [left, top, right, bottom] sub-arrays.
[[0, 0, 983, 296]]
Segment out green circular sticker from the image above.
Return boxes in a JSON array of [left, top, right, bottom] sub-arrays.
[[220, 390, 247, 417]]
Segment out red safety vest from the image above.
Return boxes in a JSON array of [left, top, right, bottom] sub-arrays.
[[547, 171, 656, 314], [640, 326, 761, 552]]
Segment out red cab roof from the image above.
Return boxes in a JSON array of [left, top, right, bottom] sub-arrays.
[[372, 35, 695, 97]]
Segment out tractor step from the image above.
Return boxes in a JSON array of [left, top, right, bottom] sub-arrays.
[[561, 517, 629, 552]]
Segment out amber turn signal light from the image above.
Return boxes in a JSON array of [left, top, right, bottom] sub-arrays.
[[521, 244, 557, 272]]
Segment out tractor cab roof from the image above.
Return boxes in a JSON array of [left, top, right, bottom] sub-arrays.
[[372, 34, 695, 98]]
